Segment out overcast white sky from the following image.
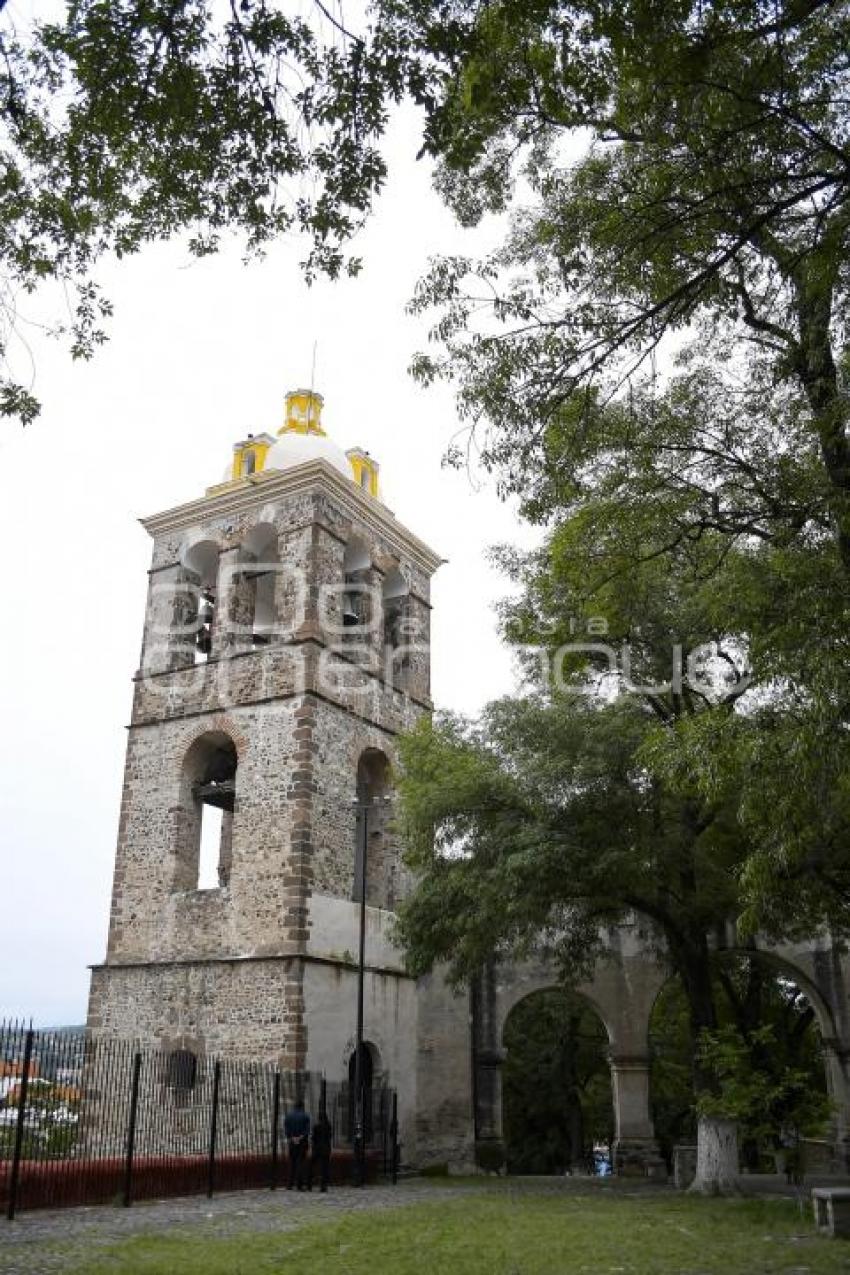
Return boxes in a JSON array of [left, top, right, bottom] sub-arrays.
[[0, 107, 537, 1026]]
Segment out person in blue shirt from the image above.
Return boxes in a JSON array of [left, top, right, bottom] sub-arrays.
[[284, 1099, 311, 1190]]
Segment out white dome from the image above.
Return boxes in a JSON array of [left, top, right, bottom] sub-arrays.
[[220, 431, 355, 485], [265, 431, 353, 480]]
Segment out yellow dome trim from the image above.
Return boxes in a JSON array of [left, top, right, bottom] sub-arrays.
[[281, 389, 325, 437], [233, 439, 272, 480], [346, 448, 380, 498]]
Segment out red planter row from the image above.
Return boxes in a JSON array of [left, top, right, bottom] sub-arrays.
[[0, 1148, 382, 1213]]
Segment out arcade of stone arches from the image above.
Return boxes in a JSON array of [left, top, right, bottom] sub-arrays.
[[474, 930, 850, 1175]]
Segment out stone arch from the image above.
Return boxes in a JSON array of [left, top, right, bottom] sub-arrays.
[[500, 983, 612, 1050], [174, 537, 221, 663], [473, 943, 667, 1175], [181, 714, 249, 760], [489, 941, 668, 1062], [345, 1039, 383, 1145], [340, 1033, 385, 1084], [229, 520, 279, 649], [648, 946, 842, 1172], [354, 748, 395, 910], [727, 944, 848, 1165], [181, 530, 227, 565], [734, 943, 840, 1041], [342, 535, 374, 633], [172, 730, 239, 892], [347, 1038, 383, 1081], [500, 985, 614, 1173], [498, 975, 614, 1051]]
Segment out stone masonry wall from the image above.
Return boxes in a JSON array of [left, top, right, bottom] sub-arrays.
[[88, 958, 303, 1061]]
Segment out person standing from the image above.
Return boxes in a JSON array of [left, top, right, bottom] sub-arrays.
[[311, 1110, 333, 1192], [284, 1099, 311, 1191]]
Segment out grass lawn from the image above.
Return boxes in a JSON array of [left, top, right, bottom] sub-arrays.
[[65, 1188, 850, 1274]]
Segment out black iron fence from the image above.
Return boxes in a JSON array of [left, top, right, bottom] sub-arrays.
[[0, 1020, 398, 1218]]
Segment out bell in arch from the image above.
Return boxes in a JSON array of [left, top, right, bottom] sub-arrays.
[[343, 593, 361, 627], [198, 589, 215, 626]]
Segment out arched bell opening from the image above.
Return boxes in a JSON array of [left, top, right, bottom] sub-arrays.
[[502, 988, 614, 1175], [239, 521, 279, 649], [178, 540, 220, 665], [649, 953, 832, 1176], [353, 749, 395, 910], [342, 538, 373, 635], [382, 566, 411, 688], [173, 732, 238, 892]]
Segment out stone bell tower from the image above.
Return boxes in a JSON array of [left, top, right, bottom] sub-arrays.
[[86, 389, 470, 1161]]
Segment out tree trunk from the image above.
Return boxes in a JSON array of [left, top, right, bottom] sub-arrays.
[[795, 275, 850, 577], [673, 933, 740, 1195], [689, 1117, 741, 1195]]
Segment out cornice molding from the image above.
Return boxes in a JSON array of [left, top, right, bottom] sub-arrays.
[[140, 459, 444, 575]]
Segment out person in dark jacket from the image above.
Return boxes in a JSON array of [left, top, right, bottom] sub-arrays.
[[284, 1100, 311, 1190], [311, 1110, 333, 1192]]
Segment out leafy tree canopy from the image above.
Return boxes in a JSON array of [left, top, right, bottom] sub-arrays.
[[0, 0, 421, 421], [493, 353, 850, 933], [403, 1, 850, 579], [394, 347, 850, 1123], [4, 2, 848, 474]]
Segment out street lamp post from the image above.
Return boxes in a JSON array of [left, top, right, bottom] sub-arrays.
[[351, 793, 390, 1187], [352, 798, 369, 1187]]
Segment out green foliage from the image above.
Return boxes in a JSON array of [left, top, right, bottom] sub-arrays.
[[395, 365, 847, 1126], [0, 1, 414, 420], [404, 2, 850, 934], [402, 7, 850, 936], [5, 1, 849, 455], [650, 957, 830, 1166], [405, 4, 850, 539], [697, 1023, 830, 1139], [395, 685, 742, 994]]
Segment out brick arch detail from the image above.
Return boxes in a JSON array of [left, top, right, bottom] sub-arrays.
[[180, 715, 250, 761]]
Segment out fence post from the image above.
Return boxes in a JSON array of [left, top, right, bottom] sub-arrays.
[[6, 1027, 34, 1221], [207, 1059, 221, 1199], [270, 1071, 281, 1190], [390, 1091, 399, 1186], [122, 1051, 143, 1208]]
